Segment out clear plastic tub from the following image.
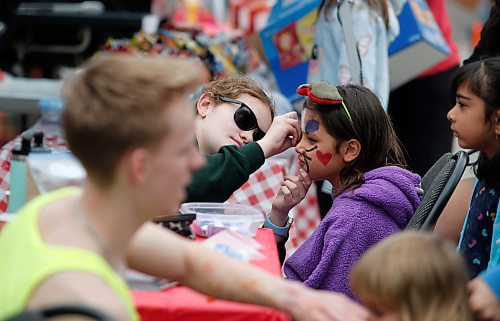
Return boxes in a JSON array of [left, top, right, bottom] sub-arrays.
[[179, 203, 265, 237]]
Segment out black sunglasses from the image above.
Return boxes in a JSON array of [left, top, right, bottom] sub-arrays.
[[219, 96, 266, 141]]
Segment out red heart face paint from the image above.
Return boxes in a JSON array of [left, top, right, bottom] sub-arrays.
[[316, 149, 333, 166]]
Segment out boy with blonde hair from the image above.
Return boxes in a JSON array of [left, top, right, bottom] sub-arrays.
[[0, 54, 369, 321]]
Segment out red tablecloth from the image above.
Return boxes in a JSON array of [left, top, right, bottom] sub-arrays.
[[132, 228, 291, 321]]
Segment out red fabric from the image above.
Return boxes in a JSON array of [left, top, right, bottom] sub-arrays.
[[296, 85, 342, 105], [419, 0, 460, 78], [132, 228, 291, 321]]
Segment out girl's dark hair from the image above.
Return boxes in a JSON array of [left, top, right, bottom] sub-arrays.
[[464, 1, 500, 64], [305, 85, 407, 193], [451, 58, 500, 189]]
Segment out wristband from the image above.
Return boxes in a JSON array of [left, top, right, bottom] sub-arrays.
[[263, 213, 292, 236]]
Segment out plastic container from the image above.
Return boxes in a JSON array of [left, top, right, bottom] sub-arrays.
[[179, 203, 265, 237], [39, 98, 64, 123]]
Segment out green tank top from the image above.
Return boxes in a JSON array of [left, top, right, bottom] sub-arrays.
[[0, 187, 139, 321]]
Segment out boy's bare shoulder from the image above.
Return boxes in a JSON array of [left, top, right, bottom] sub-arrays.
[[26, 271, 129, 321]]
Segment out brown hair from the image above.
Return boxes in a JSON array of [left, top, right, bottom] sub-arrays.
[[304, 84, 406, 193], [201, 75, 275, 119], [62, 53, 202, 187], [351, 231, 473, 321]]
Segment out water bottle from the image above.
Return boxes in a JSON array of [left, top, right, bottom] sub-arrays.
[[39, 98, 64, 124], [7, 131, 50, 213]]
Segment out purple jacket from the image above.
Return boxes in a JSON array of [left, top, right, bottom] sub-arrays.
[[284, 166, 421, 299]]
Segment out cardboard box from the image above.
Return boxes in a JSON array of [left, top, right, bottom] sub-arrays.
[[388, 0, 450, 90], [259, 0, 320, 103]]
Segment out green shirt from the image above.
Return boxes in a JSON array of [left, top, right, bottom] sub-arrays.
[[0, 187, 139, 321], [187, 142, 265, 202]]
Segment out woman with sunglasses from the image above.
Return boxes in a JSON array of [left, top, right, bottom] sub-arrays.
[[264, 81, 422, 299], [187, 76, 302, 203]]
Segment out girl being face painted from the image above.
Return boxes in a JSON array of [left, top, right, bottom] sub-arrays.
[[295, 108, 346, 186]]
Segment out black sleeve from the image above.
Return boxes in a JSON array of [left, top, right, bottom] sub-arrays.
[[186, 142, 265, 203], [277, 237, 289, 265]]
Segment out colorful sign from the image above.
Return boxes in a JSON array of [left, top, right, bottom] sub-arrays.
[[260, 0, 321, 102]]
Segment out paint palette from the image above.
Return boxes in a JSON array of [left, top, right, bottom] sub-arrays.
[[153, 213, 196, 239], [179, 203, 265, 238]]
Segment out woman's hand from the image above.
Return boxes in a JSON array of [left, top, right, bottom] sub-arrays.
[[258, 112, 301, 158]]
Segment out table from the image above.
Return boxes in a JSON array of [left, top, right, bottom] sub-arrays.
[[132, 228, 290, 321], [0, 217, 291, 321]]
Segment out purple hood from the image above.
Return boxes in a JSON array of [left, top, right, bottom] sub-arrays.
[[284, 166, 421, 299]]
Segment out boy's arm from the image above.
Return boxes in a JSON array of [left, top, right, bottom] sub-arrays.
[[127, 222, 370, 321]]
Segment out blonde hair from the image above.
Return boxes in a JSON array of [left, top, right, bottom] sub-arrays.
[[202, 75, 275, 119], [62, 54, 202, 187], [351, 231, 473, 321]]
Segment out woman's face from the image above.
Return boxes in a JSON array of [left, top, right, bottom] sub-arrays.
[[295, 108, 346, 185], [196, 93, 272, 155], [448, 82, 498, 157]]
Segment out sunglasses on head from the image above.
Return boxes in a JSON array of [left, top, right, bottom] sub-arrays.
[[296, 81, 354, 125], [219, 96, 266, 141]]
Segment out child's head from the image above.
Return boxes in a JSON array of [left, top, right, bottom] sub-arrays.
[[63, 54, 204, 212], [351, 231, 473, 321], [448, 57, 500, 188], [195, 76, 275, 154], [295, 82, 406, 191]]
